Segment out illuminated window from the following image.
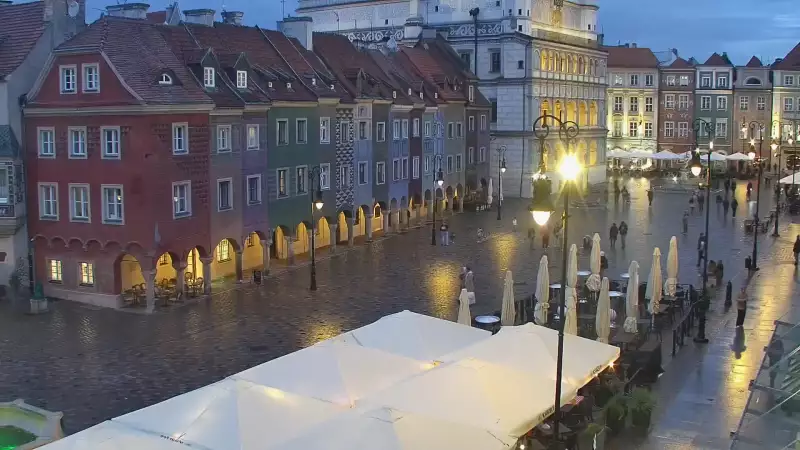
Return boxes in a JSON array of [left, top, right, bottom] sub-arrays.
[[79, 262, 94, 286], [49, 260, 62, 283], [217, 240, 231, 262]]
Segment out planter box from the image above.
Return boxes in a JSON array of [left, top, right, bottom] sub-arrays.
[[578, 427, 607, 450]]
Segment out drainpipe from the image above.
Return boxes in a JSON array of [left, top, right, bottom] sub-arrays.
[[520, 38, 532, 197], [469, 8, 479, 75]]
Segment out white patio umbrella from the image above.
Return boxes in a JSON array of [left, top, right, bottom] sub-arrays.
[[500, 271, 516, 326], [652, 150, 683, 160], [664, 236, 679, 297], [586, 233, 602, 292], [564, 244, 579, 336], [779, 172, 800, 184], [606, 149, 628, 158], [726, 152, 751, 161], [534, 255, 549, 325], [596, 277, 611, 343], [457, 289, 472, 326], [623, 260, 640, 333], [487, 178, 494, 205], [645, 248, 663, 316]]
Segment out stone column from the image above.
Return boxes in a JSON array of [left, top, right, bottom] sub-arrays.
[[144, 268, 156, 312], [200, 257, 212, 296], [394, 210, 401, 233], [176, 262, 187, 299], [383, 211, 391, 235], [366, 213, 374, 242], [262, 240, 271, 275], [286, 236, 295, 265], [235, 250, 243, 283], [427, 202, 433, 221], [414, 205, 421, 227], [329, 223, 338, 253], [347, 217, 355, 247], [458, 196, 464, 213]]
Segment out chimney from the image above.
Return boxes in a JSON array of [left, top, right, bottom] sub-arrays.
[[631, 43, 637, 48], [221, 10, 243, 25], [106, 2, 150, 20], [672, 48, 678, 57], [184, 8, 215, 26], [0, 1, 13, 5], [278, 16, 313, 51]]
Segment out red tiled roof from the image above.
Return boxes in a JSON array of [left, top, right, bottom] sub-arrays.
[[744, 56, 763, 68], [0, 1, 47, 77], [146, 11, 167, 24], [773, 42, 800, 70], [605, 46, 659, 68], [664, 57, 692, 69], [702, 52, 732, 66], [313, 33, 396, 102]]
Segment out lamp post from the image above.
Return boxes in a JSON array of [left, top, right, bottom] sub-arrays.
[[742, 119, 765, 272], [530, 113, 580, 445], [771, 120, 784, 237], [308, 167, 324, 291], [496, 146, 507, 221], [430, 154, 444, 246], [689, 118, 714, 344]]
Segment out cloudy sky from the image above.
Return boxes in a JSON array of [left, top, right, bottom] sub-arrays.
[[89, 0, 799, 64]]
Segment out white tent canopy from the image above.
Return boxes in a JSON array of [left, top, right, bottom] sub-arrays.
[[726, 152, 752, 161], [651, 150, 684, 160], [607, 149, 652, 159], [41, 421, 189, 450], [779, 172, 800, 185], [330, 310, 490, 361]]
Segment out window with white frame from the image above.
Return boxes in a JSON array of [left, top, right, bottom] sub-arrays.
[[678, 122, 689, 137], [296, 166, 307, 194], [376, 122, 386, 142], [424, 121, 431, 137], [700, 75, 711, 87], [339, 120, 351, 142], [447, 122, 454, 139], [468, 116, 475, 131], [217, 125, 231, 152], [203, 67, 215, 87], [629, 121, 639, 137], [172, 181, 191, 217], [757, 96, 766, 110], [679, 75, 689, 86], [412, 156, 420, 179], [424, 155, 430, 174], [413, 118, 420, 137], [339, 164, 351, 187], [69, 184, 90, 221], [236, 70, 247, 89], [69, 127, 86, 158], [666, 75, 676, 86], [447, 155, 454, 173], [468, 85, 474, 102], [716, 96, 727, 111], [645, 74, 654, 87], [376, 162, 386, 185], [717, 76, 728, 88], [402, 157, 409, 179], [612, 121, 622, 137], [784, 75, 795, 86], [102, 185, 123, 223], [392, 158, 400, 181], [456, 122, 464, 138], [480, 115, 487, 130], [320, 117, 330, 144], [479, 147, 486, 162], [678, 94, 689, 109], [172, 123, 188, 154], [468, 147, 475, 164], [613, 97, 623, 112], [39, 183, 58, 219], [700, 96, 711, 110], [645, 97, 653, 112], [455, 154, 462, 172], [38, 127, 55, 157], [79, 262, 94, 286], [319, 163, 330, 190], [159, 73, 173, 85], [82, 64, 99, 92], [48, 260, 62, 283], [358, 121, 369, 140], [98, 126, 120, 159], [246, 175, 262, 204], [402, 119, 409, 139], [296, 119, 308, 144], [60, 65, 76, 93], [0, 166, 8, 204], [785, 97, 795, 112], [277, 119, 288, 145], [246, 124, 259, 149], [277, 168, 288, 197], [217, 240, 231, 262], [739, 96, 749, 111], [630, 74, 639, 86], [664, 122, 675, 138], [715, 119, 728, 138], [629, 97, 639, 113], [217, 178, 232, 211], [644, 122, 653, 138], [665, 94, 675, 109], [613, 75, 623, 86], [358, 161, 368, 185], [393, 120, 400, 140]]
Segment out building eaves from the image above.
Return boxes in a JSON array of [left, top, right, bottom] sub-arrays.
[[0, 1, 47, 78]]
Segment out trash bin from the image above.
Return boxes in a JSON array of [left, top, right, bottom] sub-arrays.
[[745, 256, 752, 270], [725, 281, 733, 307]]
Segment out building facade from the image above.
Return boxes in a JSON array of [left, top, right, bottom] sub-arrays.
[[733, 56, 772, 157], [694, 53, 734, 152], [657, 57, 695, 153], [297, 0, 608, 197], [605, 45, 660, 155], [772, 44, 800, 171]]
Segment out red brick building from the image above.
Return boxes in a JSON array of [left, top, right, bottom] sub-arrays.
[[658, 57, 695, 153]]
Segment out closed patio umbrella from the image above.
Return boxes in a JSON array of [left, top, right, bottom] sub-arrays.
[[534, 255, 550, 325], [646, 248, 663, 315], [457, 289, 471, 326], [564, 244, 579, 336], [623, 260, 640, 333], [487, 178, 494, 206], [500, 271, 516, 326], [664, 236, 678, 297], [596, 277, 611, 343], [586, 233, 602, 292]]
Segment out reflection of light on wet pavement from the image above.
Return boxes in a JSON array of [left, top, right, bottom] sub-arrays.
[[302, 319, 344, 347], [424, 262, 459, 320]]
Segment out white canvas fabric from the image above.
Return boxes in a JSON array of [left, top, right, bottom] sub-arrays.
[[457, 289, 472, 326], [500, 271, 516, 326], [623, 261, 640, 333], [564, 244, 579, 336], [664, 236, 679, 297], [41, 421, 187, 450], [534, 255, 550, 325], [646, 248, 663, 315], [586, 233, 602, 292], [596, 278, 611, 344]]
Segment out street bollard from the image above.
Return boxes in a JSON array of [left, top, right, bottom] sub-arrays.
[[745, 256, 751, 270], [725, 281, 733, 308]]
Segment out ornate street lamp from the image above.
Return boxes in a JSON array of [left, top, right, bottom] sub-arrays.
[[309, 167, 324, 291], [497, 146, 507, 221], [742, 119, 765, 272], [770, 120, 786, 237], [690, 118, 713, 343], [430, 155, 444, 246]]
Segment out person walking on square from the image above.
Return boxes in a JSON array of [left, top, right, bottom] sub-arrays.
[[528, 226, 536, 250], [724, 178, 731, 192], [722, 197, 730, 216], [697, 233, 707, 268], [767, 338, 785, 388], [793, 235, 800, 265], [647, 188, 654, 206], [731, 197, 739, 217], [512, 217, 518, 232], [541, 226, 550, 249], [600, 251, 609, 274], [698, 191, 705, 212], [736, 287, 748, 327], [609, 223, 618, 248], [440, 221, 449, 246], [619, 221, 629, 249], [682, 211, 689, 234], [689, 194, 696, 215]]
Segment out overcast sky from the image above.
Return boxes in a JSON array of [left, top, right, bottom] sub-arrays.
[[88, 0, 799, 65]]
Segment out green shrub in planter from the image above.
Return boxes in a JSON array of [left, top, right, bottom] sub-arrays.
[[595, 372, 625, 407], [603, 395, 627, 435], [627, 387, 656, 432], [578, 422, 607, 450]]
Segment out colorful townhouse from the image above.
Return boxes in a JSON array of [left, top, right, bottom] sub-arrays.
[[657, 57, 695, 153], [733, 57, 772, 157], [694, 53, 734, 152]]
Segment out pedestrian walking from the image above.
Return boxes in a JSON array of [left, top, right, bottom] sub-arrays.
[[724, 178, 731, 192], [600, 251, 608, 273], [736, 287, 748, 327], [715, 260, 724, 286], [619, 221, 629, 249], [541, 226, 550, 249], [698, 192, 705, 212], [459, 266, 467, 288], [440, 221, 449, 246], [553, 222, 563, 245], [731, 198, 739, 217], [528, 226, 536, 250], [647, 188, 654, 206], [682, 211, 689, 234], [793, 235, 800, 265], [731, 182, 736, 194], [465, 266, 475, 295], [697, 232, 707, 267], [767, 338, 785, 388], [512, 217, 518, 232], [609, 223, 618, 248], [689, 194, 696, 215], [722, 197, 730, 216]]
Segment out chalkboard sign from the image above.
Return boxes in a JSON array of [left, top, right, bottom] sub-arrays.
[[253, 270, 262, 285]]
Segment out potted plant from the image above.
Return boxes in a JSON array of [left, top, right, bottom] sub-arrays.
[[594, 372, 625, 408], [627, 387, 656, 433], [603, 394, 627, 436], [578, 422, 608, 450]]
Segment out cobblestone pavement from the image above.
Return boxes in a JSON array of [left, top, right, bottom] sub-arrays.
[[0, 176, 786, 436]]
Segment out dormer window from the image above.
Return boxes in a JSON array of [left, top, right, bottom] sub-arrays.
[[420, 92, 424, 99], [468, 85, 474, 102], [203, 67, 215, 88], [236, 70, 247, 89], [287, 82, 292, 89], [407, 88, 411, 96], [158, 73, 173, 85], [311, 78, 317, 86], [268, 81, 274, 89], [393, 91, 397, 99]]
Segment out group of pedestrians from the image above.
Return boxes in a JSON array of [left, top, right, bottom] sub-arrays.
[[608, 221, 628, 249]]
